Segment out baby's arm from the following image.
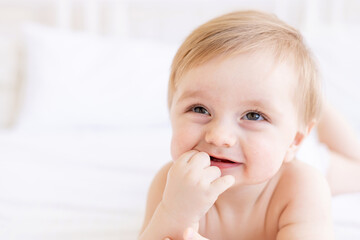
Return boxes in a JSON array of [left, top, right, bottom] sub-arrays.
[[317, 102, 360, 194], [317, 102, 360, 160], [139, 162, 173, 238], [139, 150, 234, 240], [276, 162, 334, 240]]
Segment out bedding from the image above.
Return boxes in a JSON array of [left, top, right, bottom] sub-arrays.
[[304, 30, 360, 238], [0, 23, 177, 239], [0, 127, 172, 240], [303, 29, 360, 136], [19, 24, 177, 130], [1, 128, 360, 240], [1, 21, 360, 240], [332, 193, 360, 239]]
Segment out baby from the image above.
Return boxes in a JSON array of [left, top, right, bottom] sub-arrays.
[[139, 10, 334, 240]]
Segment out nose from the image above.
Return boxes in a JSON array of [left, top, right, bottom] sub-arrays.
[[205, 119, 237, 148]]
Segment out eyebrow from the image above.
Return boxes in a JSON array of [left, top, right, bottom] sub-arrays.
[[178, 90, 278, 112], [177, 90, 211, 102], [241, 99, 271, 108], [243, 97, 282, 112]]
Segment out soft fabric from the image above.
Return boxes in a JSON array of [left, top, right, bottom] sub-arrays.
[[303, 28, 360, 136], [3, 23, 359, 240], [297, 130, 330, 176], [1, 128, 360, 240], [0, 127, 172, 240], [19, 24, 177, 130]]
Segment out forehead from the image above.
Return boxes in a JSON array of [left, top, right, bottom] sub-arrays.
[[174, 52, 297, 104]]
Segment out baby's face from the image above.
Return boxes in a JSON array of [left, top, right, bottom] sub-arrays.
[[169, 52, 302, 185]]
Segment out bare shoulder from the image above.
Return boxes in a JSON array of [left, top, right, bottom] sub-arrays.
[[139, 161, 173, 234], [273, 160, 334, 239], [277, 160, 331, 199]]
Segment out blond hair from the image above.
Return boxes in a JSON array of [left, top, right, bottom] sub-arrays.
[[168, 10, 322, 126]]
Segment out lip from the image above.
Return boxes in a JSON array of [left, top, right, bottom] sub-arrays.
[[209, 155, 242, 169]]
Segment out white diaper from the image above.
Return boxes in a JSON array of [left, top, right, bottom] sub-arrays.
[[296, 130, 330, 176]]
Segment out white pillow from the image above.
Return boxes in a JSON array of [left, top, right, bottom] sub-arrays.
[[19, 24, 177, 130], [304, 29, 360, 135]]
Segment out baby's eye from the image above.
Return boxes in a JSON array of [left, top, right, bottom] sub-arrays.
[[191, 106, 210, 115], [243, 112, 264, 121]]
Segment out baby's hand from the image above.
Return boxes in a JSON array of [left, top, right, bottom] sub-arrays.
[[164, 227, 209, 240], [160, 150, 235, 226], [182, 228, 209, 240]]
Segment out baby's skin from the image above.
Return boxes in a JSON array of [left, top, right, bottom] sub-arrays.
[[156, 151, 332, 240], [161, 150, 235, 231], [140, 52, 334, 240]]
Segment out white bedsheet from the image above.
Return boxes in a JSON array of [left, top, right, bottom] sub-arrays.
[[0, 127, 171, 240], [332, 193, 360, 239], [0, 128, 359, 240]]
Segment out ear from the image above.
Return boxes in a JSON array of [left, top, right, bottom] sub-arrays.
[[283, 120, 316, 162]]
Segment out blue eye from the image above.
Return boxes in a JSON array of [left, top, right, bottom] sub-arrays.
[[191, 106, 210, 115], [243, 112, 264, 121]]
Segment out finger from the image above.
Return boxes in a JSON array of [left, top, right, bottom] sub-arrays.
[[210, 174, 235, 195], [183, 228, 209, 240], [203, 166, 221, 182], [176, 150, 199, 164], [187, 152, 211, 169]]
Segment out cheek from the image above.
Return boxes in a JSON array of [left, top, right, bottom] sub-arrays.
[[170, 122, 200, 161], [245, 136, 289, 182], [170, 135, 184, 161]]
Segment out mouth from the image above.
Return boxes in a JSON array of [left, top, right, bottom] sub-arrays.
[[210, 156, 242, 169], [210, 156, 236, 163]]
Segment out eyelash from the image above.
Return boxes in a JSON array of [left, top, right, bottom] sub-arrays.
[[243, 109, 268, 122], [188, 104, 210, 115], [186, 105, 269, 122]]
